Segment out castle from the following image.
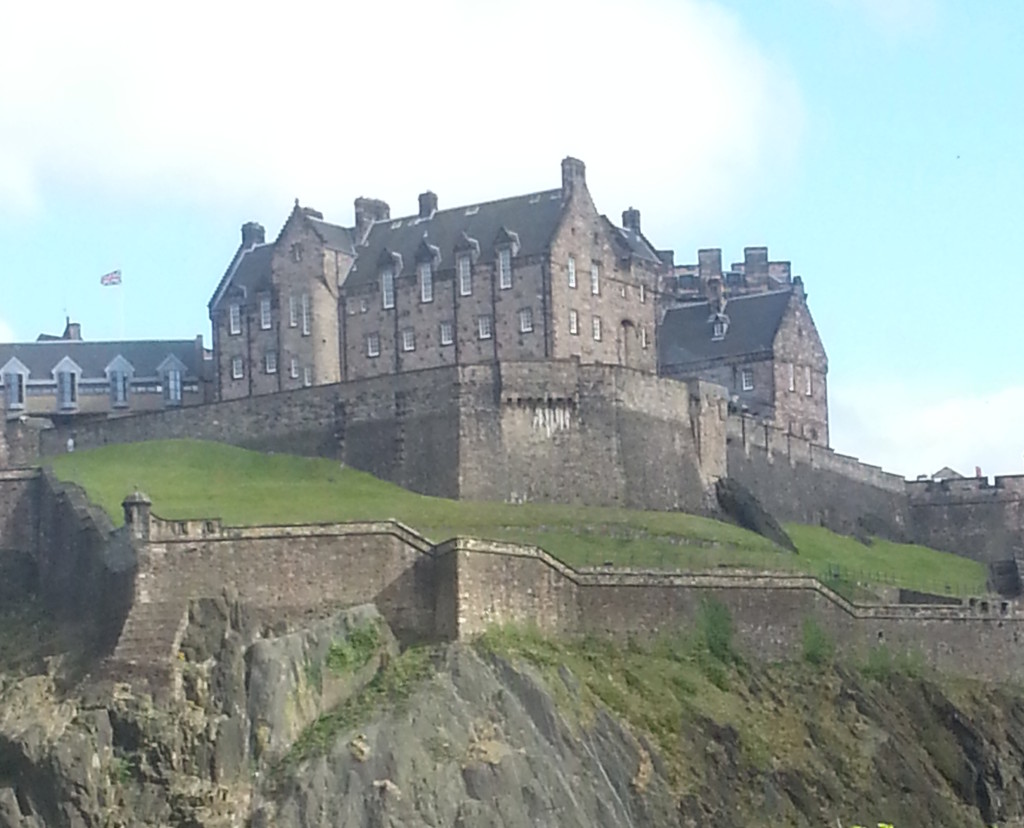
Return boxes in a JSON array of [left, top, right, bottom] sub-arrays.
[[207, 157, 828, 446]]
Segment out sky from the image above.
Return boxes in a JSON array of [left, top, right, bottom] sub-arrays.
[[0, 0, 1021, 479]]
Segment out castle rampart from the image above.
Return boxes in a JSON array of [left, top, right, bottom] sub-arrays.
[[19, 360, 1024, 568]]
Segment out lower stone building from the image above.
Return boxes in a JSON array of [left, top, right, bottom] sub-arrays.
[[0, 320, 210, 426]]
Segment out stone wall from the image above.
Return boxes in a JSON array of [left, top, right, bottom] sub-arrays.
[[444, 537, 1024, 683], [907, 475, 1024, 563], [0, 420, 40, 469], [726, 414, 911, 537], [0, 469, 40, 558], [35, 471, 135, 655]]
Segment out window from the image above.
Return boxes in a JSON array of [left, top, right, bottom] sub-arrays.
[[359, 297, 368, 313], [110, 371, 130, 407], [301, 294, 311, 336], [382, 268, 395, 309], [366, 333, 381, 357], [440, 321, 454, 346], [303, 367, 313, 387], [592, 316, 602, 341], [229, 303, 241, 335], [401, 328, 416, 352], [419, 262, 433, 303], [288, 296, 298, 327], [804, 366, 812, 396], [458, 256, 472, 296], [741, 369, 754, 391], [57, 371, 78, 409], [165, 369, 182, 404], [3, 373, 25, 409], [639, 284, 646, 304], [568, 256, 577, 288], [569, 309, 579, 335], [260, 296, 272, 330], [640, 327, 648, 349], [498, 248, 512, 289], [290, 242, 302, 262], [519, 308, 534, 334], [290, 358, 299, 378], [231, 357, 244, 379], [590, 263, 600, 295], [712, 319, 727, 340], [265, 351, 277, 374], [788, 363, 795, 392], [478, 315, 493, 340]]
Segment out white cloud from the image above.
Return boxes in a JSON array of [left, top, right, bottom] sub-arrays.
[[827, 0, 938, 35], [830, 383, 1024, 480], [0, 0, 803, 233]]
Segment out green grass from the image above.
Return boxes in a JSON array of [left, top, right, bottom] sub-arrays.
[[48, 439, 989, 597]]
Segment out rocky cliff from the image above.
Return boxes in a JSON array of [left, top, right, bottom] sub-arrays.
[[3, 595, 1024, 828]]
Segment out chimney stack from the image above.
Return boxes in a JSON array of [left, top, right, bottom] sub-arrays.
[[418, 191, 438, 218], [561, 156, 586, 199], [697, 248, 722, 282], [62, 318, 82, 341], [241, 221, 265, 249], [622, 207, 641, 233], [354, 197, 391, 244], [743, 246, 769, 289]]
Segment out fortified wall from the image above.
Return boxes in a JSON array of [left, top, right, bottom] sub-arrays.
[[13, 360, 1024, 566], [25, 493, 1024, 692]]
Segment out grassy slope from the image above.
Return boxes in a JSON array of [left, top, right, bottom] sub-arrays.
[[49, 439, 987, 596]]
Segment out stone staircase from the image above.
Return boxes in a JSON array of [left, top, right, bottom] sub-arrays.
[[109, 600, 188, 673]]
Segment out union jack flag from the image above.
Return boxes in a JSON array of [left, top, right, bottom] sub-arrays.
[[100, 270, 122, 286]]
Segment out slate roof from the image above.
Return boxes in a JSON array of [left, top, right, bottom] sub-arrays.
[[0, 339, 202, 381], [346, 189, 565, 288], [308, 218, 356, 254], [659, 290, 793, 367]]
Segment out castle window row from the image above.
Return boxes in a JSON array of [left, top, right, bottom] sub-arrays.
[[364, 309, 542, 356], [382, 248, 527, 309], [229, 353, 312, 385], [229, 294, 311, 336]]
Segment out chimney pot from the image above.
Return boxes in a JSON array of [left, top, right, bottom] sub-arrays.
[[418, 191, 438, 218], [622, 207, 641, 233]]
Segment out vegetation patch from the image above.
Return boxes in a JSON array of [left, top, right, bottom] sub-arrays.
[[325, 621, 382, 675], [280, 645, 435, 772], [50, 439, 989, 596], [802, 618, 835, 667]]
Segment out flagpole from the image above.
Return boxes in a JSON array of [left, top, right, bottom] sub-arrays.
[[119, 277, 125, 340]]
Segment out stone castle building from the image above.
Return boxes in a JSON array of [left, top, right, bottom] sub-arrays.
[[208, 157, 829, 445]]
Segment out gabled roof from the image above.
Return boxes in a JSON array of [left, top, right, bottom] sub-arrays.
[[602, 216, 662, 265], [0, 340, 202, 381], [346, 189, 565, 288], [659, 290, 794, 367]]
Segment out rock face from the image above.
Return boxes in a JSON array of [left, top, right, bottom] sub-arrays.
[[6, 601, 1024, 827]]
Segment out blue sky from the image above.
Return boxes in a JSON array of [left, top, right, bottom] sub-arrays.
[[1, 0, 1020, 478]]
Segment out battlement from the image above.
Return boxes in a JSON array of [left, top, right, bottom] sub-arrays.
[[907, 474, 1024, 500], [672, 246, 794, 297]]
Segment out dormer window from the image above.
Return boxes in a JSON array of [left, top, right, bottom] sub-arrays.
[[458, 255, 472, 296], [419, 262, 433, 303], [2, 359, 28, 411], [498, 248, 512, 290], [109, 368, 131, 407], [381, 268, 395, 309], [229, 303, 241, 335], [57, 371, 78, 409], [711, 314, 729, 340], [4, 373, 25, 409], [158, 355, 186, 406]]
